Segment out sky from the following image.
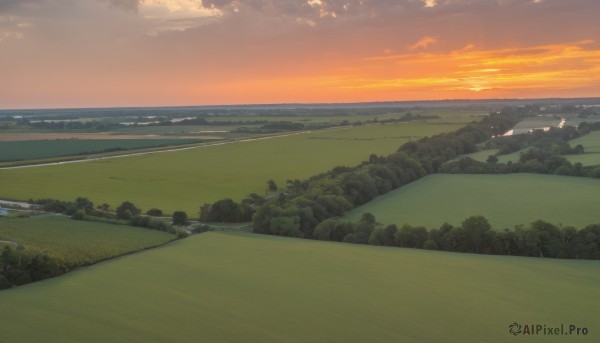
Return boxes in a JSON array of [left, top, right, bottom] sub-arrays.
[[1, 0, 599, 109]]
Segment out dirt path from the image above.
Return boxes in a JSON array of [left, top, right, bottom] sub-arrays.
[[0, 200, 34, 209]]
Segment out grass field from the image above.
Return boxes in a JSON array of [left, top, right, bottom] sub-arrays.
[[0, 138, 206, 161], [346, 174, 600, 230], [566, 130, 600, 166], [0, 214, 175, 266], [0, 122, 465, 215], [0, 232, 598, 342]]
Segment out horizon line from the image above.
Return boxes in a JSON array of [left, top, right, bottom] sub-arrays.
[[1, 96, 600, 112]]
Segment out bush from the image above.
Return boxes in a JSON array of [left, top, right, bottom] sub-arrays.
[[193, 224, 212, 233], [172, 211, 189, 226], [146, 208, 163, 216], [423, 239, 438, 250], [175, 229, 189, 239], [0, 274, 13, 290], [71, 209, 86, 220], [116, 201, 141, 220]]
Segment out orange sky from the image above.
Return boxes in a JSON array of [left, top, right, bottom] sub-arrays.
[[1, 0, 599, 109]]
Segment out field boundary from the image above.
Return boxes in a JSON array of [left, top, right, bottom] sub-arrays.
[[0, 130, 318, 170]]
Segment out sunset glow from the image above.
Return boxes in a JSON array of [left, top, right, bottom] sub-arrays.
[[1, 0, 599, 108]]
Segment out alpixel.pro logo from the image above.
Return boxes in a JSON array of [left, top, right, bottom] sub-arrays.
[[509, 322, 589, 336]]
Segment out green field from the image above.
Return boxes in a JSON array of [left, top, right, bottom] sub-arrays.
[[0, 138, 206, 161], [346, 174, 600, 230], [566, 130, 600, 166], [0, 214, 175, 265], [0, 123, 464, 215], [0, 232, 597, 342]]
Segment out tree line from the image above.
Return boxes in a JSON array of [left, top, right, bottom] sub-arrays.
[[441, 120, 600, 177], [1, 247, 67, 290], [32, 197, 189, 236], [197, 110, 600, 259], [314, 214, 600, 259]]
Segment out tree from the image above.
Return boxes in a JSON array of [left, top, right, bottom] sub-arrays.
[[368, 228, 385, 245], [530, 220, 560, 257], [395, 225, 427, 248], [554, 165, 571, 176], [71, 209, 86, 220], [486, 155, 498, 164], [382, 224, 398, 246], [146, 208, 163, 216], [74, 197, 94, 213], [423, 239, 438, 250], [208, 198, 242, 222], [461, 216, 492, 254], [360, 212, 376, 225], [116, 201, 141, 220], [269, 216, 302, 237], [97, 203, 111, 212], [267, 179, 278, 193], [199, 203, 211, 222], [314, 218, 354, 241], [172, 211, 189, 226], [313, 218, 335, 240], [353, 213, 376, 244]]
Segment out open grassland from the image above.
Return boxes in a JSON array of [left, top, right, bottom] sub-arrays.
[[0, 123, 464, 215], [0, 138, 205, 161], [0, 232, 598, 343], [566, 130, 600, 166], [346, 174, 600, 230], [0, 214, 175, 265]]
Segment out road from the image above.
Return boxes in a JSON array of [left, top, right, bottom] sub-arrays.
[[0, 200, 35, 209]]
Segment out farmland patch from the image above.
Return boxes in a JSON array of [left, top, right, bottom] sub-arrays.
[[0, 232, 597, 342], [0, 123, 464, 215], [566, 130, 600, 166], [0, 214, 175, 266], [0, 138, 207, 161], [346, 174, 600, 229]]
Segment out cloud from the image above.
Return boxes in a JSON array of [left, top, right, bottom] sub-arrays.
[[0, 15, 31, 43], [345, 40, 600, 96], [0, 0, 48, 13], [2, 0, 600, 107], [408, 36, 438, 50], [101, 0, 139, 12], [424, 0, 437, 7], [139, 0, 222, 33]]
